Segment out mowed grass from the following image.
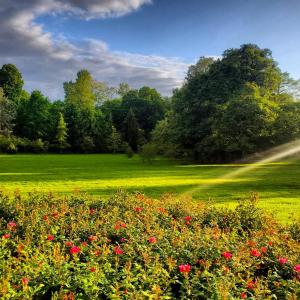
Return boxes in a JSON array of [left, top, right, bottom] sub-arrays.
[[0, 154, 299, 223]]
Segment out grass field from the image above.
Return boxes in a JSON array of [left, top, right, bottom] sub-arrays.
[[0, 154, 299, 222]]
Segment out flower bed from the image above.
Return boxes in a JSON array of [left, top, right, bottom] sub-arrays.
[[0, 191, 299, 299]]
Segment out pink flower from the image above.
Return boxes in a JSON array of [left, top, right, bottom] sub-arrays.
[[222, 251, 233, 260], [69, 246, 81, 255], [114, 246, 123, 255], [250, 249, 261, 257], [294, 265, 300, 273], [2, 233, 10, 239], [47, 234, 54, 241], [148, 236, 157, 244], [120, 237, 126, 243], [66, 241, 73, 247], [22, 278, 29, 285], [178, 264, 191, 273], [278, 257, 288, 264], [8, 221, 17, 228]]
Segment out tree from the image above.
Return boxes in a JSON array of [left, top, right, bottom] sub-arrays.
[[122, 87, 166, 139], [55, 113, 69, 152], [15, 90, 50, 140], [185, 56, 215, 81], [118, 83, 131, 97], [0, 64, 24, 102], [124, 109, 139, 152], [0, 88, 15, 136], [64, 70, 95, 110], [170, 44, 283, 161], [92, 81, 117, 107], [110, 126, 123, 153]]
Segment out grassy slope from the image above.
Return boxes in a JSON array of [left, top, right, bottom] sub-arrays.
[[0, 154, 299, 222]]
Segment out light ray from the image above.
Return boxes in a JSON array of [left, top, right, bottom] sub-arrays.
[[183, 139, 300, 196]]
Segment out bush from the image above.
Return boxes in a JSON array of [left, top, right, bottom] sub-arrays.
[[139, 143, 157, 163], [0, 191, 299, 299], [125, 145, 134, 158]]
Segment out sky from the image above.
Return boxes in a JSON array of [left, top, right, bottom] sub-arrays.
[[1, 0, 300, 99]]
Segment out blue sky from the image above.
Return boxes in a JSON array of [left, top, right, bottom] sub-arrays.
[[1, 0, 300, 98]]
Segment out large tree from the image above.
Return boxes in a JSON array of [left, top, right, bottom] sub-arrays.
[[124, 108, 140, 152], [169, 44, 287, 161], [0, 64, 24, 103]]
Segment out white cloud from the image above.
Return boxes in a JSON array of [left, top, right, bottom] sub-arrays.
[[0, 0, 189, 99]]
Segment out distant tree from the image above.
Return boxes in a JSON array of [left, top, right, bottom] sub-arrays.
[[0, 64, 24, 102], [110, 126, 123, 153], [55, 113, 69, 152], [92, 81, 117, 107], [0, 88, 15, 136], [139, 143, 157, 164], [124, 109, 139, 152], [122, 86, 166, 138], [15, 90, 50, 140], [64, 70, 95, 110], [118, 82, 131, 96], [185, 56, 215, 81]]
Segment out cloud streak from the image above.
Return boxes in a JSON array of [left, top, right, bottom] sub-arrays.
[[0, 0, 189, 99]]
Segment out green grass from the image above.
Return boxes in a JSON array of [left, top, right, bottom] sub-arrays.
[[0, 154, 299, 222]]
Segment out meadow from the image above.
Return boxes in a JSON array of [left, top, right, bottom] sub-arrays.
[[0, 154, 299, 223]]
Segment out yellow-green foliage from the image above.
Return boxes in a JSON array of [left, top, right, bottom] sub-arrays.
[[0, 191, 299, 299]]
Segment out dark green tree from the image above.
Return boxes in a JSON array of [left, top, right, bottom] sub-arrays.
[[0, 88, 15, 136], [0, 64, 24, 103], [124, 109, 139, 152]]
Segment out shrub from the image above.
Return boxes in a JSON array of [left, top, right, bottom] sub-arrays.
[[125, 144, 134, 158], [0, 191, 299, 299], [139, 143, 157, 163]]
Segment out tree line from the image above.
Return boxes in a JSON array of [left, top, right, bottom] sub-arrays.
[[1, 44, 300, 162]]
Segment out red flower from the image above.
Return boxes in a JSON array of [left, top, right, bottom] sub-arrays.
[[66, 241, 73, 247], [247, 280, 255, 290], [81, 241, 88, 247], [2, 233, 10, 239], [178, 264, 191, 273], [8, 221, 17, 228], [294, 265, 300, 272], [90, 267, 96, 272], [43, 215, 48, 221], [88, 235, 97, 242], [250, 249, 261, 257], [70, 246, 81, 255], [134, 207, 143, 212], [47, 234, 54, 241], [113, 246, 123, 255], [115, 222, 126, 230], [93, 250, 101, 256], [148, 236, 157, 244], [222, 251, 233, 260], [184, 216, 192, 222], [241, 292, 247, 299], [89, 208, 95, 215], [185, 221, 190, 225], [261, 247, 267, 254], [278, 257, 288, 264], [268, 241, 273, 246], [22, 278, 29, 285], [52, 212, 59, 218]]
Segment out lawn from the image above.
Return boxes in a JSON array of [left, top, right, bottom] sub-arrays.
[[0, 154, 299, 222]]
